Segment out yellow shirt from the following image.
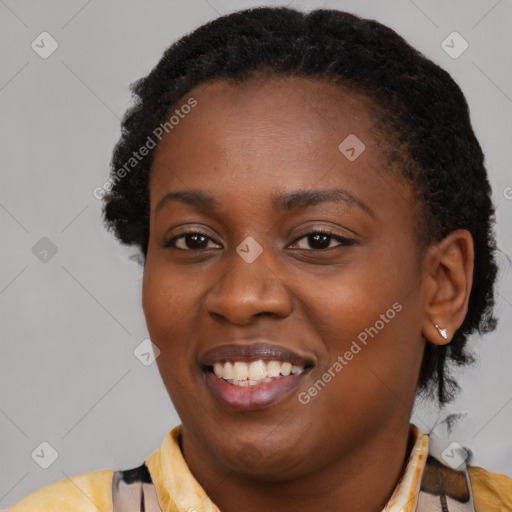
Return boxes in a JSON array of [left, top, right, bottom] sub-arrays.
[[7, 424, 512, 512]]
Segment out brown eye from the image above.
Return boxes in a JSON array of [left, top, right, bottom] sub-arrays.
[[308, 233, 331, 249], [163, 232, 222, 250], [182, 233, 209, 249], [289, 231, 355, 250]]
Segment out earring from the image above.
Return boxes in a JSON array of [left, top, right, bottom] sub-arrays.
[[435, 324, 448, 340]]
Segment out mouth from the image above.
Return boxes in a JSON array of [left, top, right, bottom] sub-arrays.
[[200, 342, 314, 410]]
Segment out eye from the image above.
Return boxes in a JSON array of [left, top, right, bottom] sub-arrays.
[[288, 231, 355, 250], [163, 231, 222, 251]]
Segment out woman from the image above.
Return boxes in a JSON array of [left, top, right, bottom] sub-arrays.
[[9, 6, 512, 512]]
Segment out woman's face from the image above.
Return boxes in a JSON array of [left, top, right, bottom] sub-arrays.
[[143, 75, 428, 479]]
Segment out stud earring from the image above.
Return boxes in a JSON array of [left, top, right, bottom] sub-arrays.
[[435, 324, 448, 340]]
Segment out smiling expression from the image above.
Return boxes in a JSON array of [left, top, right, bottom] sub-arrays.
[[142, 75, 428, 479]]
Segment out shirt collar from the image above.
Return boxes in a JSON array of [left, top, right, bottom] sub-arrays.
[[383, 424, 430, 512], [146, 423, 429, 512]]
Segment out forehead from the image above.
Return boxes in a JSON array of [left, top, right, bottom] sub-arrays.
[[186, 74, 377, 126], [151, 75, 391, 181], [148, 75, 413, 221]]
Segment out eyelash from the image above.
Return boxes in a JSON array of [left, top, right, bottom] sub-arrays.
[[163, 230, 219, 250], [163, 230, 355, 251], [289, 230, 355, 250]]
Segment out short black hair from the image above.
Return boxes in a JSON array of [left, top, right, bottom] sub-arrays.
[[102, 7, 498, 404]]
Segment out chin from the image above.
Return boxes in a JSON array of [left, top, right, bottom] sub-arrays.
[[207, 426, 317, 480]]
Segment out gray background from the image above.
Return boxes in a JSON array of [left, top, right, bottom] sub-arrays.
[[1, 0, 511, 508]]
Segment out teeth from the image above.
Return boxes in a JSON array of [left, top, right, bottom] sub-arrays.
[[248, 360, 266, 380], [213, 362, 223, 378], [266, 361, 281, 378], [223, 361, 234, 380], [211, 359, 305, 385], [280, 362, 292, 376], [233, 361, 249, 380]]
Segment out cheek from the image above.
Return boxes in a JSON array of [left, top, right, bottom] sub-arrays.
[[300, 307, 423, 444], [296, 251, 423, 407], [142, 263, 207, 394], [142, 261, 202, 340], [142, 265, 208, 413], [295, 258, 402, 347]]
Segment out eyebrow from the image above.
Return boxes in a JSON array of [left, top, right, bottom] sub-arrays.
[[155, 190, 218, 213], [272, 189, 374, 218], [155, 188, 374, 218]]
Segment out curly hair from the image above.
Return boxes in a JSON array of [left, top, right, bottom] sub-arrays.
[[102, 6, 498, 404]]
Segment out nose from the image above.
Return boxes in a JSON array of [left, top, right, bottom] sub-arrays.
[[204, 249, 293, 325]]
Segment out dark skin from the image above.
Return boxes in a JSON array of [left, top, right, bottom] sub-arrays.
[[142, 75, 474, 512]]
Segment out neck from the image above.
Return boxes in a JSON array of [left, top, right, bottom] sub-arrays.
[[181, 420, 415, 512]]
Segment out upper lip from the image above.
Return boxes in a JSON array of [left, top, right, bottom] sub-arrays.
[[200, 341, 315, 368]]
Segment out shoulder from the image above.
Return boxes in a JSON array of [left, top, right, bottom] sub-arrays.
[[469, 465, 512, 512], [418, 454, 512, 512], [7, 469, 114, 512]]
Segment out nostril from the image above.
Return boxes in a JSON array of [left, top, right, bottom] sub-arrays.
[[254, 311, 280, 319]]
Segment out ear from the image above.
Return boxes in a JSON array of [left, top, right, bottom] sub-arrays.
[[421, 229, 474, 345]]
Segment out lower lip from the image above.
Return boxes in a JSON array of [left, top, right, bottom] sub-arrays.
[[204, 370, 308, 411]]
